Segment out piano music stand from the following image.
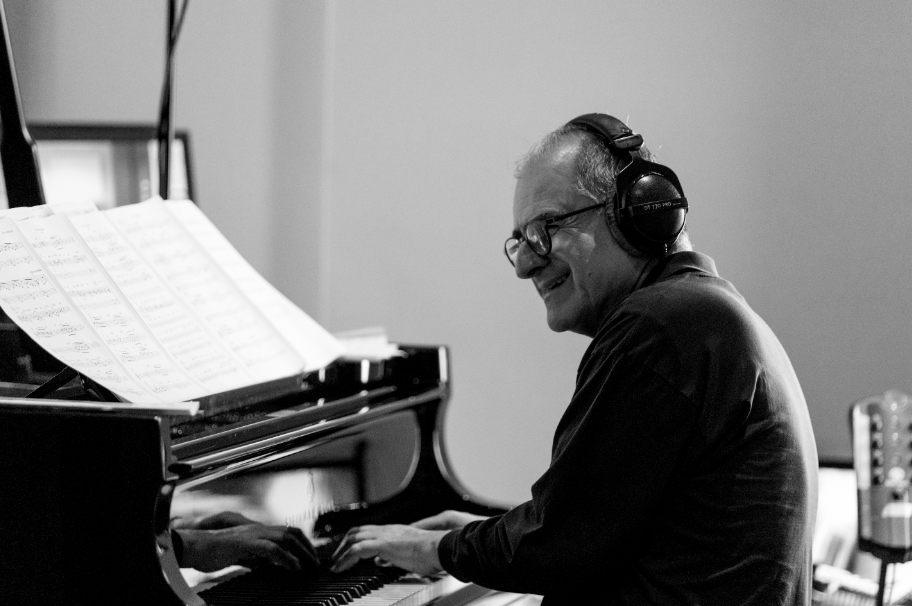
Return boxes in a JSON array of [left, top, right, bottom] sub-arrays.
[[25, 366, 121, 402]]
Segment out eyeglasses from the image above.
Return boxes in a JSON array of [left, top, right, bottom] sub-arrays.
[[504, 202, 603, 267]]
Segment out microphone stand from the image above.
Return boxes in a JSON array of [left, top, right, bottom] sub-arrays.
[[157, 0, 189, 200]]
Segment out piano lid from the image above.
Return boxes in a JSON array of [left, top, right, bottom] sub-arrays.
[[0, 0, 45, 209]]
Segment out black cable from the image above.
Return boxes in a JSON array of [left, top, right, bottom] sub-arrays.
[[170, 0, 189, 44], [888, 561, 896, 606], [877, 560, 888, 606]]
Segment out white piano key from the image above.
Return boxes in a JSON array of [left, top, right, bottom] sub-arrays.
[[465, 591, 543, 606], [348, 576, 443, 606]]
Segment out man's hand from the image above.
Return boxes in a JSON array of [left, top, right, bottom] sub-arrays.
[[330, 525, 448, 577], [177, 521, 319, 573], [410, 510, 488, 531]]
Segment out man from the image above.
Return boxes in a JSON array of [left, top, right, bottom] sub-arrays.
[[331, 114, 818, 605]]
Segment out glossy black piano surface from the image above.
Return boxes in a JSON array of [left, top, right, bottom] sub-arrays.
[[0, 345, 516, 606]]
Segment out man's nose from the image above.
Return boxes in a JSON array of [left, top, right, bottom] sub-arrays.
[[514, 243, 548, 279]]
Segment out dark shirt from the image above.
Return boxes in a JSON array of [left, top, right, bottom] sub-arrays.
[[439, 252, 818, 605]]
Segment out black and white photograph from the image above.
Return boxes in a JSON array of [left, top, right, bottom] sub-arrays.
[[0, 2, 910, 605]]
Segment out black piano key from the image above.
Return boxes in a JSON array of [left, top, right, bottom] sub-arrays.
[[309, 581, 365, 597], [203, 600, 336, 606], [201, 592, 339, 606], [198, 562, 405, 606], [202, 596, 336, 606], [200, 590, 344, 603]]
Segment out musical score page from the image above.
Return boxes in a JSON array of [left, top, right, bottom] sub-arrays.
[[13, 215, 207, 402], [166, 200, 343, 372], [0, 205, 55, 221], [64, 210, 254, 394], [0, 218, 161, 403], [104, 200, 305, 383]]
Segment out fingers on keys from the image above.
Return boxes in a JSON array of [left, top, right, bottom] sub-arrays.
[[284, 525, 320, 568], [247, 525, 319, 572], [330, 526, 380, 573]]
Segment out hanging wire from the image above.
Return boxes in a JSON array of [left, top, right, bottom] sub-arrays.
[[887, 562, 896, 606], [170, 0, 189, 44]]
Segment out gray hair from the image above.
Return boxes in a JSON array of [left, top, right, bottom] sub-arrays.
[[515, 124, 690, 254]]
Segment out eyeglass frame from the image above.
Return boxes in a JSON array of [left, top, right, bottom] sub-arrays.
[[503, 202, 603, 267]]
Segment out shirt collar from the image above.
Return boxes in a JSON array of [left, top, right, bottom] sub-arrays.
[[637, 251, 719, 291]]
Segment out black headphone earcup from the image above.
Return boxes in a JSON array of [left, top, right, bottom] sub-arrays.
[[616, 173, 687, 255], [566, 113, 688, 256], [603, 199, 645, 257]]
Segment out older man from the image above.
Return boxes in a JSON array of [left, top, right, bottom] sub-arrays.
[[332, 114, 818, 605]]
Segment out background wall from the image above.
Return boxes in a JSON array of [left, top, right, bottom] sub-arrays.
[[6, 0, 912, 505]]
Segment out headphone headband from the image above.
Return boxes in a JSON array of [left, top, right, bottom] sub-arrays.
[[565, 113, 688, 256], [568, 113, 644, 155]]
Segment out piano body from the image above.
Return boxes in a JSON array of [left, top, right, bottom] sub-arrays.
[[0, 6, 538, 605], [0, 346, 522, 605]]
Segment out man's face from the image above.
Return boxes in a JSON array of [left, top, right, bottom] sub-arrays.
[[512, 142, 646, 337]]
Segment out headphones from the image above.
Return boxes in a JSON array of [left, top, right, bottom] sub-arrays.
[[566, 113, 688, 256]]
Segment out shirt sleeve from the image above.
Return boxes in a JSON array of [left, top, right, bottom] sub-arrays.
[[438, 339, 701, 595]]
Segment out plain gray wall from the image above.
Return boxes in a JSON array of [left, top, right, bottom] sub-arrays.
[[7, 0, 912, 505]]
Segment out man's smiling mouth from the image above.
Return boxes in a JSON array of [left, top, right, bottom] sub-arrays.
[[540, 274, 569, 295]]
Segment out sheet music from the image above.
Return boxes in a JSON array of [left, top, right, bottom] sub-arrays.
[[14, 215, 207, 402], [165, 199, 344, 372], [334, 327, 402, 361], [0, 218, 161, 403], [65, 210, 254, 394], [104, 200, 305, 383], [45, 200, 101, 216], [0, 205, 55, 220]]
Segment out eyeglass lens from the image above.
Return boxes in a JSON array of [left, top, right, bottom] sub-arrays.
[[505, 221, 551, 266], [504, 202, 603, 267], [525, 222, 550, 255]]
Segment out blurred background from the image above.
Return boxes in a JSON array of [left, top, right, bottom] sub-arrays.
[[4, 0, 911, 506]]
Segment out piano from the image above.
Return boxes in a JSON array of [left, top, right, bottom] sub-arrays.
[[0, 346, 526, 605], [0, 5, 539, 605]]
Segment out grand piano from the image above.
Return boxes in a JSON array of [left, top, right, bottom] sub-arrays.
[[0, 346, 516, 605], [0, 6, 531, 605]]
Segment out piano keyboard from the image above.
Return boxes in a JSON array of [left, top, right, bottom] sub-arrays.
[[197, 562, 468, 606]]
